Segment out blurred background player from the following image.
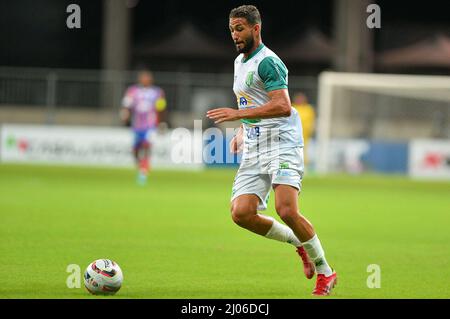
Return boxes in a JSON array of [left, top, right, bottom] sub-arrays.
[[120, 70, 167, 185], [292, 92, 316, 168]]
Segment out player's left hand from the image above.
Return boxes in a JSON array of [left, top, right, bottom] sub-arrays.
[[206, 108, 240, 124]]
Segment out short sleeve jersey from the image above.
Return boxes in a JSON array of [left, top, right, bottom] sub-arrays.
[[233, 44, 304, 154], [122, 85, 166, 131]]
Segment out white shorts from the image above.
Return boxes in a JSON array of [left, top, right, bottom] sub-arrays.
[[231, 147, 304, 211]]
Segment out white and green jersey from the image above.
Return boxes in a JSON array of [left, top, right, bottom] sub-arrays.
[[233, 43, 303, 155]]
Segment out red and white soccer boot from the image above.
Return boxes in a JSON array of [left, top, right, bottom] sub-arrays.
[[312, 270, 337, 296], [296, 246, 315, 279]]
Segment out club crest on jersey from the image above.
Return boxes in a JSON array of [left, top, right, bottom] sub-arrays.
[[239, 97, 248, 106], [245, 71, 255, 87], [280, 162, 290, 169]]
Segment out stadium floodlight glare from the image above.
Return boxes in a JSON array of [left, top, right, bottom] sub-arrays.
[[316, 71, 450, 174]]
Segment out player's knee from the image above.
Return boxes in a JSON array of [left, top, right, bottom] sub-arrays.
[[231, 202, 256, 227], [275, 205, 298, 224], [230, 208, 250, 227]]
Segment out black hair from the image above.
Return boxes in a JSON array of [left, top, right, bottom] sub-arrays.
[[229, 5, 261, 25]]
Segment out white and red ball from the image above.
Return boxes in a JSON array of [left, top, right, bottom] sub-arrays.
[[84, 259, 123, 295]]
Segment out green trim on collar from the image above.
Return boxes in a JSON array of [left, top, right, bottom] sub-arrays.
[[242, 43, 265, 63]]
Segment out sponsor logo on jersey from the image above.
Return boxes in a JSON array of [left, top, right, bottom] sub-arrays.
[[237, 92, 254, 107], [276, 169, 294, 177], [237, 92, 261, 124], [239, 97, 248, 106]]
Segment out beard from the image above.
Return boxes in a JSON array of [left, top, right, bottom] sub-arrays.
[[235, 36, 254, 54]]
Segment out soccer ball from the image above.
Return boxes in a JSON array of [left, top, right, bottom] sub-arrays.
[[84, 259, 123, 295]]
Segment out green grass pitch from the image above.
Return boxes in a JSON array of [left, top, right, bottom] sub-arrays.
[[0, 164, 449, 299]]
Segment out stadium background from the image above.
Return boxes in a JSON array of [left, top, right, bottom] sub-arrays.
[[0, 0, 449, 299]]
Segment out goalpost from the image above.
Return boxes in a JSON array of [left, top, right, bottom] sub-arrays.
[[315, 72, 450, 174]]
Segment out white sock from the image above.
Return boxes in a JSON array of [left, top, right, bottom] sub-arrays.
[[302, 234, 333, 276], [264, 217, 302, 248]]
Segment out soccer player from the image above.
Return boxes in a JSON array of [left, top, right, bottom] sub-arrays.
[[206, 5, 337, 296], [120, 70, 167, 185]]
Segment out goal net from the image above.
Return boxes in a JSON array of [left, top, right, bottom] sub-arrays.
[[314, 72, 450, 176]]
